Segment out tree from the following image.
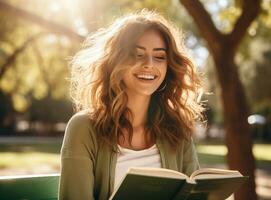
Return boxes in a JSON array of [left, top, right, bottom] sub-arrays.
[[0, 0, 175, 132], [0, 0, 84, 133], [179, 0, 261, 199]]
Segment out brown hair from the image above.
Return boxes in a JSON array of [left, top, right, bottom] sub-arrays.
[[70, 10, 204, 149]]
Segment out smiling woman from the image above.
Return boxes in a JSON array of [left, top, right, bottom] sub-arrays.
[[59, 9, 205, 200]]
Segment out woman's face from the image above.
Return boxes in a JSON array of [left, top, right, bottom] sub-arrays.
[[122, 29, 167, 97]]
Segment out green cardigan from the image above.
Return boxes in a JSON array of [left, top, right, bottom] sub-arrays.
[[58, 112, 200, 200]]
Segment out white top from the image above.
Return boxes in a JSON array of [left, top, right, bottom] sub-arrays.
[[114, 144, 162, 190]]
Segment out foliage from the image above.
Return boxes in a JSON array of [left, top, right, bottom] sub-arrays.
[[202, 0, 271, 123], [0, 0, 270, 130], [0, 0, 199, 132], [0, 2, 77, 113]]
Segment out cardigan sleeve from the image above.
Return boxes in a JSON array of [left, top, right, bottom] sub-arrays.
[[182, 137, 200, 176], [58, 112, 98, 200]]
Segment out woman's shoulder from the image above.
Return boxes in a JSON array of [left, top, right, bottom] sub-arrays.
[[62, 110, 98, 157], [65, 110, 96, 138], [67, 110, 92, 126]]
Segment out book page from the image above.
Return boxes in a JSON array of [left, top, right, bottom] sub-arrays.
[[128, 167, 188, 179], [190, 168, 242, 180]]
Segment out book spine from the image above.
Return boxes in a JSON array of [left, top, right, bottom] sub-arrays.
[[171, 182, 195, 200]]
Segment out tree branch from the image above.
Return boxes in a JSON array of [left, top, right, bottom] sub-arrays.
[[0, 33, 45, 79], [0, 1, 84, 42], [228, 0, 261, 51], [31, 40, 57, 98], [179, 0, 224, 53]]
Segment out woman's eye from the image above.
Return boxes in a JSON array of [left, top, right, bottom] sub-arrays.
[[155, 56, 166, 60], [137, 54, 144, 58]]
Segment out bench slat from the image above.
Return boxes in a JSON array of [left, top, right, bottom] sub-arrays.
[[0, 174, 59, 200]]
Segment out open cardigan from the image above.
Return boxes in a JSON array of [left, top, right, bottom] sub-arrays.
[[59, 112, 200, 200]]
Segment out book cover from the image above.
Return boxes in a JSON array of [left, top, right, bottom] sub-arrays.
[[109, 167, 248, 200]]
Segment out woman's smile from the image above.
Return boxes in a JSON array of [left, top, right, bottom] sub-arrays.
[[134, 74, 157, 80]]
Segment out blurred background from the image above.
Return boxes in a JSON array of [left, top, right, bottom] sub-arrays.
[[0, 0, 270, 200]]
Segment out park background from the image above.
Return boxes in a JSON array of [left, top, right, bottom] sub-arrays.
[[0, 0, 270, 200]]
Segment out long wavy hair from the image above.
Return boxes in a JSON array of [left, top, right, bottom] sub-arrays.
[[70, 10, 204, 149]]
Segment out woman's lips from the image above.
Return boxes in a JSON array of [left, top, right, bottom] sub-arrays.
[[133, 73, 157, 80]]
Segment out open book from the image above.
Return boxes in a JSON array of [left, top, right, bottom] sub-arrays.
[[109, 167, 248, 200]]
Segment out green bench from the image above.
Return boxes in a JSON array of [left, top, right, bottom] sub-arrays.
[[0, 173, 59, 200]]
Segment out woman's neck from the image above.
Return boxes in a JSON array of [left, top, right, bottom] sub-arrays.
[[126, 93, 151, 129], [119, 92, 153, 150]]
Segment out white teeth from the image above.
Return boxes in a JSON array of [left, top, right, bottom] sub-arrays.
[[136, 74, 155, 80]]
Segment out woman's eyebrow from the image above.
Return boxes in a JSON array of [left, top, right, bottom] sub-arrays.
[[153, 48, 166, 52], [136, 45, 166, 52]]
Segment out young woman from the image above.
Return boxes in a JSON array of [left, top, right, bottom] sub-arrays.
[[59, 10, 204, 200]]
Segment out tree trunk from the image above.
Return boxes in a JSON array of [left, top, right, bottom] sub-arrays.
[[179, 0, 261, 199], [214, 48, 257, 200]]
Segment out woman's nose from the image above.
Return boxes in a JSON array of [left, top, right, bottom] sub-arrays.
[[142, 56, 153, 69]]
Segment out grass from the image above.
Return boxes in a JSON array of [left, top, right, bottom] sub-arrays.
[[0, 140, 270, 175], [252, 144, 271, 161], [197, 143, 271, 161], [0, 152, 60, 169], [0, 142, 61, 175], [196, 142, 271, 170]]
